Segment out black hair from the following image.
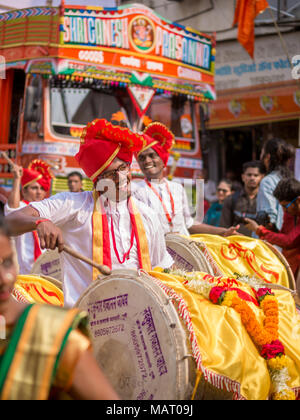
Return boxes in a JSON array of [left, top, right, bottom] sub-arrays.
[[242, 160, 265, 174], [261, 138, 295, 177], [218, 179, 233, 191], [67, 171, 83, 181], [273, 178, 300, 202]]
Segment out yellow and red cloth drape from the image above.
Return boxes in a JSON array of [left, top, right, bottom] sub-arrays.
[[150, 269, 300, 400], [189, 234, 291, 289]]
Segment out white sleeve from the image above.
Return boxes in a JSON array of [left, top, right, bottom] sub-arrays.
[[151, 227, 174, 269], [4, 201, 27, 215], [30, 192, 90, 227], [147, 211, 174, 269], [136, 199, 174, 269]]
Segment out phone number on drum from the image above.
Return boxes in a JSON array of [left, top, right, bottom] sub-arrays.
[[94, 323, 125, 337]]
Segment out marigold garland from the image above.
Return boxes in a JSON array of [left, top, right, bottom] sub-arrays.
[[168, 270, 296, 400]]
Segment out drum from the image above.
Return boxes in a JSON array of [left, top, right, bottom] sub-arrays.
[[167, 234, 296, 291], [13, 274, 64, 307], [30, 249, 62, 283], [165, 233, 222, 276], [76, 269, 233, 400]]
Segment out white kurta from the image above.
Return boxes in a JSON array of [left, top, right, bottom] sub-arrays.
[[132, 179, 194, 236], [4, 201, 45, 275], [31, 191, 173, 307]]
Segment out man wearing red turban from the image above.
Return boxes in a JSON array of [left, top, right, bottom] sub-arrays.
[[4, 159, 54, 274], [5, 119, 173, 307], [134, 122, 239, 237]]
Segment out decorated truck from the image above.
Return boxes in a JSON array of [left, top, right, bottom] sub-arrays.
[[0, 1, 215, 190]]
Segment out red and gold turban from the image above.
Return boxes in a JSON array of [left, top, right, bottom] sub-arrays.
[[138, 122, 175, 166], [21, 159, 54, 192], [75, 119, 147, 182]]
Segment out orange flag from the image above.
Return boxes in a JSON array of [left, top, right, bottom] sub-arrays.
[[233, 0, 269, 58]]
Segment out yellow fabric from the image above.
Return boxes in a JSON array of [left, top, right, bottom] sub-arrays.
[[14, 275, 64, 306], [149, 270, 300, 400], [1, 305, 88, 400], [189, 234, 290, 289]]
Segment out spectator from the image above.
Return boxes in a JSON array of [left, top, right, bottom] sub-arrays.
[[257, 138, 295, 232], [220, 161, 265, 236], [245, 178, 300, 291], [67, 171, 84, 193], [204, 179, 233, 227]]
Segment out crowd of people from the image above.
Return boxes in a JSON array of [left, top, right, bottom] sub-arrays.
[[201, 137, 299, 287], [1, 119, 299, 400]]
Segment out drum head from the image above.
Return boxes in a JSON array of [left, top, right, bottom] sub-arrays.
[[30, 249, 62, 282], [165, 234, 222, 276], [76, 270, 195, 400]]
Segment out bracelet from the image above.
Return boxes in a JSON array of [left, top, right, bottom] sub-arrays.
[[35, 219, 50, 226]]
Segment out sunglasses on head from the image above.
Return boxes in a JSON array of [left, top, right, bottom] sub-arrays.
[[283, 196, 299, 209]]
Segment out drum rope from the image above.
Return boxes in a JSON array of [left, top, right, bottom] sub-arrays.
[[191, 371, 202, 400]]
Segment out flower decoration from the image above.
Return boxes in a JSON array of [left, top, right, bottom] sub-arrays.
[[169, 269, 296, 400]]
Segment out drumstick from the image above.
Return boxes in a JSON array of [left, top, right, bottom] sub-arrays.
[[62, 245, 112, 276], [0, 151, 16, 168]]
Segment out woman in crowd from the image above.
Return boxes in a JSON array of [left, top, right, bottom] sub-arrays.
[[204, 179, 233, 227]]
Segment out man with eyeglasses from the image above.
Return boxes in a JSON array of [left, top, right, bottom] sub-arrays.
[[245, 178, 300, 290], [5, 119, 174, 307], [133, 122, 239, 237]]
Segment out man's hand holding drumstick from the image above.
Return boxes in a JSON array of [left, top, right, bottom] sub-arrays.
[[5, 205, 111, 276]]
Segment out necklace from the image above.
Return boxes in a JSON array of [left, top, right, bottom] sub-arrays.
[[110, 215, 135, 264], [146, 180, 175, 227]]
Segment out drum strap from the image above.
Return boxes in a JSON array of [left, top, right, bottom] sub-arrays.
[[191, 371, 202, 400]]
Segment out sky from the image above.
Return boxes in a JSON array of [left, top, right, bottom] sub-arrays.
[[0, 0, 116, 13]]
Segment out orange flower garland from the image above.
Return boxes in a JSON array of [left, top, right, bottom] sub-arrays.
[[180, 272, 297, 400]]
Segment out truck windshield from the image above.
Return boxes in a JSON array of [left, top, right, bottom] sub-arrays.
[[50, 88, 126, 136], [145, 94, 197, 152], [50, 87, 197, 152]]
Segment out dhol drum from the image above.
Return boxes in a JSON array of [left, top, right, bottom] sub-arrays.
[[166, 233, 296, 291], [76, 269, 233, 400], [30, 249, 62, 284], [165, 233, 222, 276], [13, 274, 64, 307]]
